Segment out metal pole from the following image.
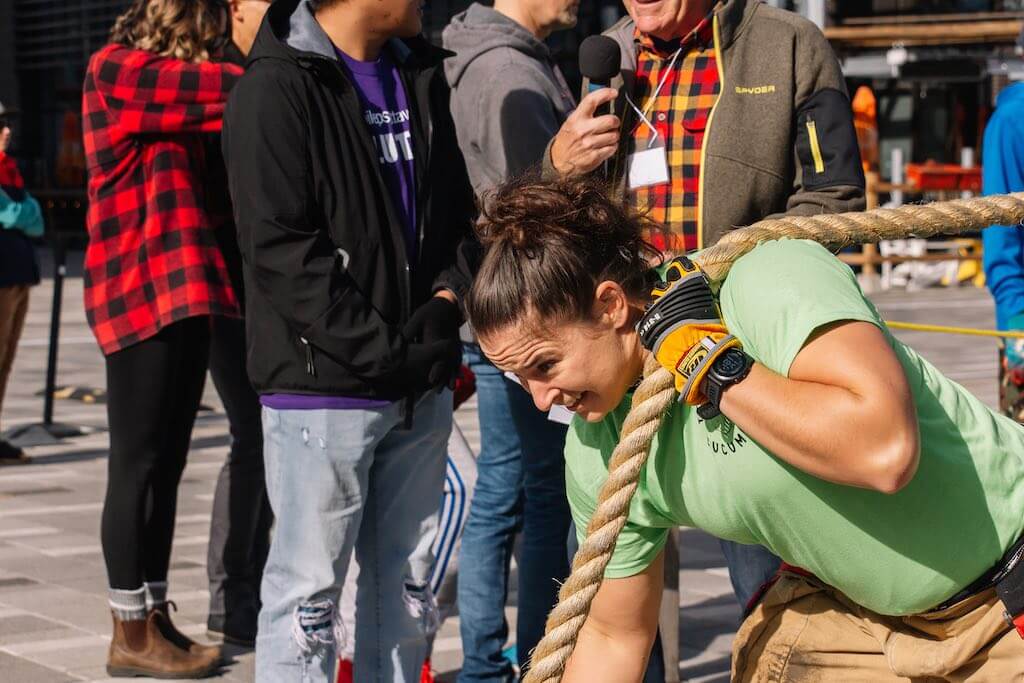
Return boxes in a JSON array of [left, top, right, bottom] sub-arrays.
[[3, 194, 91, 447], [42, 232, 65, 426], [891, 147, 905, 207], [960, 147, 975, 200]]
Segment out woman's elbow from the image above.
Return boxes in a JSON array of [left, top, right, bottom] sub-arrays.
[[868, 425, 920, 494]]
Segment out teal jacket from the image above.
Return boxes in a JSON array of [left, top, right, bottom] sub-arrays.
[[0, 188, 43, 237]]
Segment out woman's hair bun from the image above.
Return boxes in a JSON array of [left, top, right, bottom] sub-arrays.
[[476, 174, 648, 257], [468, 174, 664, 337]]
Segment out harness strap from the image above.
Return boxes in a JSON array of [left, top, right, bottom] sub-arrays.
[[994, 538, 1024, 639], [747, 542, 1024, 640]]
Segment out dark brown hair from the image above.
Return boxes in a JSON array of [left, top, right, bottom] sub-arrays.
[[110, 0, 230, 63], [467, 175, 662, 337]]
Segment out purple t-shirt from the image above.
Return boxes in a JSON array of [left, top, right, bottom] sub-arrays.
[[339, 47, 418, 259], [260, 47, 417, 412]]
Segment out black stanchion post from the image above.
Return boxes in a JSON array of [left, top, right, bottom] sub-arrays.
[[42, 231, 64, 426], [3, 192, 92, 447]]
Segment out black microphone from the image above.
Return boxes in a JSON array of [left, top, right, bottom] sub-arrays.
[[579, 35, 621, 118], [578, 36, 621, 178]]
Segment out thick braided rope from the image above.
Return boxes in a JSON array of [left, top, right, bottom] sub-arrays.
[[523, 192, 1024, 683]]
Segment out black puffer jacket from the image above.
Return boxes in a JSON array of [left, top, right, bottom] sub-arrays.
[[223, 0, 478, 399]]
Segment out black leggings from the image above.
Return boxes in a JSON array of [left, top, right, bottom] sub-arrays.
[[101, 317, 211, 589]]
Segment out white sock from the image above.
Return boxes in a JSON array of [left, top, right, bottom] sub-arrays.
[[109, 586, 146, 621]]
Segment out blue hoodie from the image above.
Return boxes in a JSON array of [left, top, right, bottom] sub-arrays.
[[982, 82, 1024, 330]]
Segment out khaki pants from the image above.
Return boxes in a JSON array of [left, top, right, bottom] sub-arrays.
[[733, 572, 1024, 682], [0, 285, 30, 428]]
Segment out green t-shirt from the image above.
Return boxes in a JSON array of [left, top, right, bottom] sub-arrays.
[[566, 239, 1024, 616]]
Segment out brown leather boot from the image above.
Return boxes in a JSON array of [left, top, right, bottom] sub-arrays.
[[150, 602, 222, 666], [107, 611, 220, 679]]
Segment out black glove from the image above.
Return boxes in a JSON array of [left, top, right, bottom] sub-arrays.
[[402, 296, 462, 391], [404, 296, 462, 344], [403, 340, 462, 393]]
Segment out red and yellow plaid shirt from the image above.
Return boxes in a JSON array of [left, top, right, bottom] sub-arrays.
[[82, 45, 244, 355], [630, 14, 719, 253]]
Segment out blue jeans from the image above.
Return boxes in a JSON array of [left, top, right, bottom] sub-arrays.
[[458, 344, 571, 682], [719, 540, 781, 611], [255, 392, 450, 683]]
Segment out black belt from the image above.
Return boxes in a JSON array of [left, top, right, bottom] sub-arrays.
[[934, 533, 1024, 638]]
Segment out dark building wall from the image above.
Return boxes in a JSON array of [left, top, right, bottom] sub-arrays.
[[12, 0, 131, 186], [0, 1, 16, 112]]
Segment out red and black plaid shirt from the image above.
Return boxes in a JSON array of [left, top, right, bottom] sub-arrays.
[[82, 44, 243, 355], [630, 13, 720, 253]]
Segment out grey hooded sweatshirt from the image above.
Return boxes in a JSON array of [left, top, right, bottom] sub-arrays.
[[442, 4, 575, 194]]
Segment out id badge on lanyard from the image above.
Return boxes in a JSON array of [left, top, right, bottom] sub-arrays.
[[628, 141, 669, 190], [627, 47, 682, 191]]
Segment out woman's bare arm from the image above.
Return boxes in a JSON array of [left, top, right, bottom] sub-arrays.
[[719, 321, 920, 493], [563, 550, 664, 683]]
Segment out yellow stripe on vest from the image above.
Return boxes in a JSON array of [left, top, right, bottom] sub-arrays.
[[806, 119, 825, 174]]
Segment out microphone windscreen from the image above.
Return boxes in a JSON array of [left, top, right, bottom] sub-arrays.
[[579, 35, 621, 86]]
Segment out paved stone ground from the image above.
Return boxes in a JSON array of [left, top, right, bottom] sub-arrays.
[[0, 252, 1001, 682]]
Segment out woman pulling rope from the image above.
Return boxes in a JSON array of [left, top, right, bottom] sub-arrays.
[[465, 175, 1024, 682]]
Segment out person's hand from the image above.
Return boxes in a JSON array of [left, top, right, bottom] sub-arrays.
[[0, 125, 10, 154], [402, 295, 462, 391], [549, 88, 621, 176], [636, 257, 742, 405], [403, 341, 462, 393]]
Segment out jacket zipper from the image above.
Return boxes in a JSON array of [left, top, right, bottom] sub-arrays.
[[696, 15, 725, 251], [404, 65, 437, 428], [409, 69, 433, 291], [300, 336, 316, 377], [417, 119, 432, 260]]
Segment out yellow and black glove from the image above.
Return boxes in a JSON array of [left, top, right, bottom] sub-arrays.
[[637, 256, 741, 406]]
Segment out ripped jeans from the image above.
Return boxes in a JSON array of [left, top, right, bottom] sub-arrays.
[[255, 392, 451, 682]]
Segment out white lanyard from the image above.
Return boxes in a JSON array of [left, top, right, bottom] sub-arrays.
[[625, 47, 683, 149]]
